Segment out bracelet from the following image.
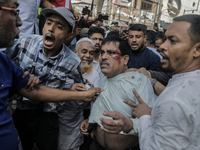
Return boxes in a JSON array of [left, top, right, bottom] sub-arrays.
[[51, 5, 56, 9], [151, 79, 157, 88]]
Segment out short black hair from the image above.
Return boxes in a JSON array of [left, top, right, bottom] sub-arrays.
[[173, 14, 200, 46], [101, 36, 131, 56], [156, 31, 165, 42], [88, 26, 105, 38], [128, 24, 147, 35], [146, 30, 157, 45], [107, 31, 120, 37]]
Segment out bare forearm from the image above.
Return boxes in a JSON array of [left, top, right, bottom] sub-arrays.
[[148, 77, 165, 96], [40, 0, 54, 8], [18, 85, 86, 102]]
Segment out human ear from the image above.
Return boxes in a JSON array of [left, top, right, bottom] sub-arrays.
[[123, 55, 129, 65], [193, 43, 200, 58]]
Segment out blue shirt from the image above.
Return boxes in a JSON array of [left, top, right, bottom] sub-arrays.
[[128, 46, 161, 71], [0, 52, 28, 150]]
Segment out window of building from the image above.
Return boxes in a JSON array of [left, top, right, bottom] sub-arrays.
[[141, 1, 152, 10]]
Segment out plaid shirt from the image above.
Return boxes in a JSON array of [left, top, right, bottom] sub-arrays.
[[6, 35, 84, 112]]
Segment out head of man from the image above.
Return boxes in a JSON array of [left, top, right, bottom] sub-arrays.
[[99, 36, 130, 78], [75, 38, 95, 73], [110, 22, 119, 31], [0, 0, 22, 48], [145, 30, 157, 48], [155, 31, 165, 51], [159, 14, 200, 74], [128, 24, 147, 52], [88, 26, 105, 52], [41, 7, 74, 52]]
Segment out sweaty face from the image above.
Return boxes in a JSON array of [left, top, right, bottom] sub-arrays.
[[128, 30, 146, 51], [89, 33, 103, 52], [159, 21, 193, 74], [42, 14, 70, 51], [155, 39, 163, 51], [76, 41, 95, 66], [99, 42, 129, 78], [0, 0, 22, 48]]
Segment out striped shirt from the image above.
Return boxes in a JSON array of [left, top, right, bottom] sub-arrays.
[[5, 35, 84, 112]]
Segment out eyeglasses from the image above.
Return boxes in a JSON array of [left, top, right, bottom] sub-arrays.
[[0, 6, 20, 16]]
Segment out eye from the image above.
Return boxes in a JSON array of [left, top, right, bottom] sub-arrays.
[[46, 21, 52, 25], [11, 10, 17, 16], [107, 51, 115, 55], [136, 35, 141, 38], [100, 50, 105, 56], [57, 25, 62, 30], [170, 39, 177, 44]]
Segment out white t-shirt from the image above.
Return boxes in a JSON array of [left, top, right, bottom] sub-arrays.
[[83, 68, 100, 88], [139, 70, 200, 150]]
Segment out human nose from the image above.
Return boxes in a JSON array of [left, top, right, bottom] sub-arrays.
[[49, 23, 55, 32], [159, 40, 167, 52], [16, 15, 22, 27], [85, 52, 90, 58]]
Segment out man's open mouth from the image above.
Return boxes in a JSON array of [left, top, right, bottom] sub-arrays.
[[44, 34, 55, 46]]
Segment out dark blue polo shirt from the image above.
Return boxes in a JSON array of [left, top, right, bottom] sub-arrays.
[[128, 46, 161, 71], [0, 52, 28, 150]]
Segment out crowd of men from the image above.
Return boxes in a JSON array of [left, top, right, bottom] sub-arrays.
[[1, 0, 200, 150]]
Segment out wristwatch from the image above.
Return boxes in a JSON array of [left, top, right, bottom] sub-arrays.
[[151, 79, 157, 88], [51, 5, 56, 9]]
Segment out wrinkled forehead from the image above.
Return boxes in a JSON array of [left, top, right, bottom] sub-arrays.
[[101, 41, 120, 51]]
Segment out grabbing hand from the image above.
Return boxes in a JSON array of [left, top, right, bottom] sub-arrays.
[[124, 90, 152, 118], [100, 111, 133, 134], [70, 83, 86, 91], [83, 87, 103, 101], [80, 119, 90, 136], [22, 71, 39, 92]]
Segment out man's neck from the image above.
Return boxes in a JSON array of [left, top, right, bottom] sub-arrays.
[[44, 46, 62, 58], [107, 67, 128, 79], [94, 52, 100, 62]]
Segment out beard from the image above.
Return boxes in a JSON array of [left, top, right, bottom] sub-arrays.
[[160, 62, 175, 73], [82, 63, 93, 74], [0, 22, 15, 48]]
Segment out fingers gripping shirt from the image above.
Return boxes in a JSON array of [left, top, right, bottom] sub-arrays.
[[89, 71, 155, 135]]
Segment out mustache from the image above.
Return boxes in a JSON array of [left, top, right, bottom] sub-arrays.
[[45, 32, 55, 41], [159, 50, 170, 60], [95, 43, 100, 47], [100, 60, 109, 65]]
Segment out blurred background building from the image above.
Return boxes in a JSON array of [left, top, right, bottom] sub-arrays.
[[72, 0, 200, 29]]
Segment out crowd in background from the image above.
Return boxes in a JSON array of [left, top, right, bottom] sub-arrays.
[[1, 0, 200, 150]]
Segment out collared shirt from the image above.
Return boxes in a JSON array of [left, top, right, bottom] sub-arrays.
[[139, 70, 200, 150], [0, 52, 28, 150], [127, 46, 161, 71], [18, 0, 44, 35], [89, 71, 155, 135], [5, 35, 83, 112]]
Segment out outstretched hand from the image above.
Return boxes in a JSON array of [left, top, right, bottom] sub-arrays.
[[84, 87, 103, 101], [124, 90, 152, 118]]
